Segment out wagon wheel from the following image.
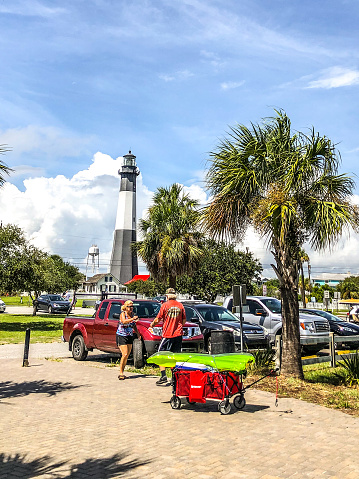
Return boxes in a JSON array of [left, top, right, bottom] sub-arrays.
[[170, 396, 181, 409], [218, 400, 231, 415], [233, 394, 246, 410]]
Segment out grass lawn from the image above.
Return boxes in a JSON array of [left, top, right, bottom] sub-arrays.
[[248, 362, 359, 416], [1, 296, 34, 306], [1, 296, 85, 307], [0, 314, 65, 344]]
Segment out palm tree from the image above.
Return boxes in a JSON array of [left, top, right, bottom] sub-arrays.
[[0, 144, 12, 187], [204, 110, 359, 378], [299, 249, 309, 308], [135, 184, 203, 289]]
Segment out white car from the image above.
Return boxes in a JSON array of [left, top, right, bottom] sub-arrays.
[[0, 299, 6, 313]]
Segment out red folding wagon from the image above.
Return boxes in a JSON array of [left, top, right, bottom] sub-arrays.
[[170, 365, 245, 415], [169, 364, 277, 414]]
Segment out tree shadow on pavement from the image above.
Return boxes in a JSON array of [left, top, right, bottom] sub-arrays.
[[0, 453, 65, 478], [0, 380, 83, 400], [0, 452, 150, 478], [66, 453, 150, 478]]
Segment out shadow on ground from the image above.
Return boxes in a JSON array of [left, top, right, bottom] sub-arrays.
[[0, 380, 84, 400], [0, 452, 150, 478], [0, 319, 63, 332]]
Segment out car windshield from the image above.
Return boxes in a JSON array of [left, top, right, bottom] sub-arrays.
[[49, 295, 65, 301], [260, 298, 281, 313], [196, 305, 239, 322], [132, 301, 161, 319], [306, 309, 343, 322]]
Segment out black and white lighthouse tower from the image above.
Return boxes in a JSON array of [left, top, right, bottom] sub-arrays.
[[110, 151, 140, 284]]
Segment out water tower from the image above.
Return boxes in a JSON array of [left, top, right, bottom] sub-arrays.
[[86, 244, 100, 278], [110, 150, 139, 284]]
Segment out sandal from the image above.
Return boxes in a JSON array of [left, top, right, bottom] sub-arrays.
[[118, 375, 126, 380]]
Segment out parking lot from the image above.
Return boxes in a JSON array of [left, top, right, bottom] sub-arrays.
[[2, 344, 359, 478]]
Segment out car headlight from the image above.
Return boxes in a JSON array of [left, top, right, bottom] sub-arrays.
[[222, 326, 234, 332], [53, 303, 60, 307], [193, 327, 201, 336], [339, 326, 357, 332], [148, 327, 162, 336], [262, 327, 269, 337], [300, 322, 315, 333]]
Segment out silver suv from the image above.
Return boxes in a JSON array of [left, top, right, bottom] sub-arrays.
[[223, 295, 330, 354]]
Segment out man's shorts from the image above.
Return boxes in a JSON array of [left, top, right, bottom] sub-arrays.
[[158, 336, 182, 353]]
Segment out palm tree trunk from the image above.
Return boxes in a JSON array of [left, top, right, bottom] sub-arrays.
[[169, 274, 176, 290], [281, 284, 303, 379], [271, 239, 304, 379], [300, 263, 306, 308]]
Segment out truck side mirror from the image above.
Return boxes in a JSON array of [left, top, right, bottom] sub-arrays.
[[112, 313, 120, 319], [255, 309, 267, 316]]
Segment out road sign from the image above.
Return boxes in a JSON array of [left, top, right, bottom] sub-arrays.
[[334, 292, 341, 300], [324, 290, 330, 299], [263, 284, 267, 296]]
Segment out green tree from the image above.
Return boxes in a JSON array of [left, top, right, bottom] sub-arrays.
[[0, 224, 34, 294], [134, 184, 203, 289], [0, 145, 12, 187], [0, 224, 83, 298], [177, 239, 262, 302], [299, 249, 309, 307], [126, 278, 166, 297], [310, 284, 332, 303], [204, 110, 359, 378], [337, 276, 359, 300]]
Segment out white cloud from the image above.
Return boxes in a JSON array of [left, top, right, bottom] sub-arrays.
[[221, 81, 245, 90], [0, 125, 93, 160], [306, 67, 359, 89], [159, 70, 194, 82], [2, 153, 359, 279], [0, 1, 65, 17]]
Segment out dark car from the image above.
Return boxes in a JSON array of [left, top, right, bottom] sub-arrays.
[[182, 302, 270, 352], [33, 294, 71, 314], [153, 295, 166, 303], [299, 308, 359, 349]]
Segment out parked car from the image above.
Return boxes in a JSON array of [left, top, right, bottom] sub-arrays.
[[33, 294, 71, 314], [300, 308, 359, 349], [63, 298, 204, 368], [153, 295, 166, 303], [223, 295, 330, 354], [182, 302, 270, 352], [0, 299, 6, 313]]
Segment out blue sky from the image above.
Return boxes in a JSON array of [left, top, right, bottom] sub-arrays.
[[1, 0, 359, 278]]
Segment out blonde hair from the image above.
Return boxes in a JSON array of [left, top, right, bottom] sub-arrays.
[[121, 300, 133, 311]]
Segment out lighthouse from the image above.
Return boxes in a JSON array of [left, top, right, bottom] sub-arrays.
[[110, 151, 140, 284]]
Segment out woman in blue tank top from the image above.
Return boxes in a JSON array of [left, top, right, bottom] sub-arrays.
[[117, 300, 139, 380]]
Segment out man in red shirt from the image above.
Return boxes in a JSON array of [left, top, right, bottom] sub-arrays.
[[150, 287, 186, 385]]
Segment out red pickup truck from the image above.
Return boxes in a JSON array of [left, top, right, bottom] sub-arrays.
[[62, 298, 204, 368]]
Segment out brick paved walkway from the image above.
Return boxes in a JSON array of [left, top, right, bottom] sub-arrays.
[[2, 349, 359, 478]]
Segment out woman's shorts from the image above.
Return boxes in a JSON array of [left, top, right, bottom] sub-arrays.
[[116, 335, 134, 346]]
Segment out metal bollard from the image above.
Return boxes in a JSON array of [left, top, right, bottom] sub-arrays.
[[23, 328, 30, 367], [329, 332, 336, 368]]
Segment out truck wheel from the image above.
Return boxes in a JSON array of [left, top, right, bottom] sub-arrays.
[[72, 335, 88, 361], [133, 338, 144, 369]]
